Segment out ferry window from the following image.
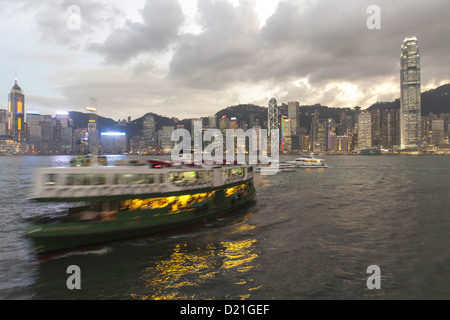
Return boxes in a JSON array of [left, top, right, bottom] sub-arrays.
[[113, 174, 121, 185], [202, 170, 213, 180], [65, 174, 75, 186], [123, 174, 145, 184], [147, 174, 155, 184], [248, 166, 253, 173], [223, 168, 244, 178], [159, 174, 165, 183], [65, 174, 83, 186], [44, 174, 57, 186], [82, 174, 93, 185], [94, 174, 106, 185]]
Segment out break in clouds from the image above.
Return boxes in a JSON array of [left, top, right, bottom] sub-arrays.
[[2, 0, 450, 119]]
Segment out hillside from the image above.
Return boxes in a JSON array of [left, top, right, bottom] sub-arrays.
[[367, 83, 450, 115]]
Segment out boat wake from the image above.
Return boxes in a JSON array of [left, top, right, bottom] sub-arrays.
[[40, 246, 113, 262]]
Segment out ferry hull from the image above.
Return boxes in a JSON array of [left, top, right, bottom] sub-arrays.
[[26, 182, 256, 256]]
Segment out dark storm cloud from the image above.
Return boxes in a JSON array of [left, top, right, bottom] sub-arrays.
[[168, 0, 450, 91], [90, 0, 184, 63], [4, 0, 448, 119]]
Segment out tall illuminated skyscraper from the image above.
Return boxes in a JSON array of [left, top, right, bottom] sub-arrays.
[[358, 111, 372, 150], [400, 36, 421, 149], [7, 78, 25, 141], [287, 101, 300, 135]]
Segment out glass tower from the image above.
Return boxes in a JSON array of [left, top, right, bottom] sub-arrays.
[[400, 36, 421, 149]]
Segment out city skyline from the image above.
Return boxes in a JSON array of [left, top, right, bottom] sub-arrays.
[[1, 0, 450, 121]]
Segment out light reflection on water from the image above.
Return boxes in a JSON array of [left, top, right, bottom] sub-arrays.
[[130, 236, 259, 300]]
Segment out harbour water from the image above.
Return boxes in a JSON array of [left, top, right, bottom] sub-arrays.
[[1, 155, 450, 300]]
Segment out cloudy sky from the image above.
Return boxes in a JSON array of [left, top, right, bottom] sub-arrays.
[[1, 0, 449, 121]]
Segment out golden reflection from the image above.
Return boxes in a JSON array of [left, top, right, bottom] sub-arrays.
[[120, 192, 215, 213], [130, 238, 259, 300], [225, 184, 249, 197]]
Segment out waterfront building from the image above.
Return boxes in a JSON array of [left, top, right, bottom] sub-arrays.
[[382, 109, 400, 150], [327, 118, 336, 151], [316, 120, 327, 152], [431, 119, 445, 146], [100, 132, 127, 154], [0, 109, 7, 135], [161, 126, 175, 154], [310, 110, 320, 152], [54, 112, 73, 154], [370, 108, 382, 147], [143, 114, 157, 151], [208, 115, 217, 128], [400, 36, 421, 149], [87, 120, 99, 155], [287, 101, 300, 135], [281, 117, 292, 153], [7, 78, 26, 142], [358, 111, 372, 150]]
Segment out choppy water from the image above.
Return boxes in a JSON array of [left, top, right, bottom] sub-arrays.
[[1, 154, 450, 300]]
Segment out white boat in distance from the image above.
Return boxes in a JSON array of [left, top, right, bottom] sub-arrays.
[[286, 154, 328, 168]]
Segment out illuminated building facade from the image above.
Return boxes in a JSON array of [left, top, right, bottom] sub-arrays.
[[431, 119, 445, 146], [400, 36, 421, 149], [287, 101, 300, 135], [100, 132, 127, 154], [143, 114, 157, 150], [161, 126, 175, 154], [381, 109, 400, 149], [358, 111, 372, 150], [327, 119, 335, 151], [281, 117, 292, 153], [7, 78, 25, 141], [87, 120, 99, 155]]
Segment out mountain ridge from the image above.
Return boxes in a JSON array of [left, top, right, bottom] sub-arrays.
[[69, 83, 450, 135]]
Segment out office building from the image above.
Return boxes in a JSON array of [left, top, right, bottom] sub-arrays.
[[7, 78, 26, 141], [400, 36, 421, 149], [431, 119, 445, 146], [287, 101, 300, 135], [358, 111, 372, 150]]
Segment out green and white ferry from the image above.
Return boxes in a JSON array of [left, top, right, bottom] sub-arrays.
[[25, 158, 256, 256]]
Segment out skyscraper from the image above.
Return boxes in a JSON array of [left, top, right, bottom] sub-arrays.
[[400, 36, 421, 149], [281, 116, 292, 153], [268, 98, 279, 151], [143, 114, 157, 150], [287, 101, 300, 135], [7, 78, 25, 141], [358, 111, 372, 150]]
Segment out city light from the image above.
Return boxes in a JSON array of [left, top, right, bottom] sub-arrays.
[[101, 132, 126, 136]]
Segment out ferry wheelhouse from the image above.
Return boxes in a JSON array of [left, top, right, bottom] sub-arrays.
[[25, 159, 256, 255]]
